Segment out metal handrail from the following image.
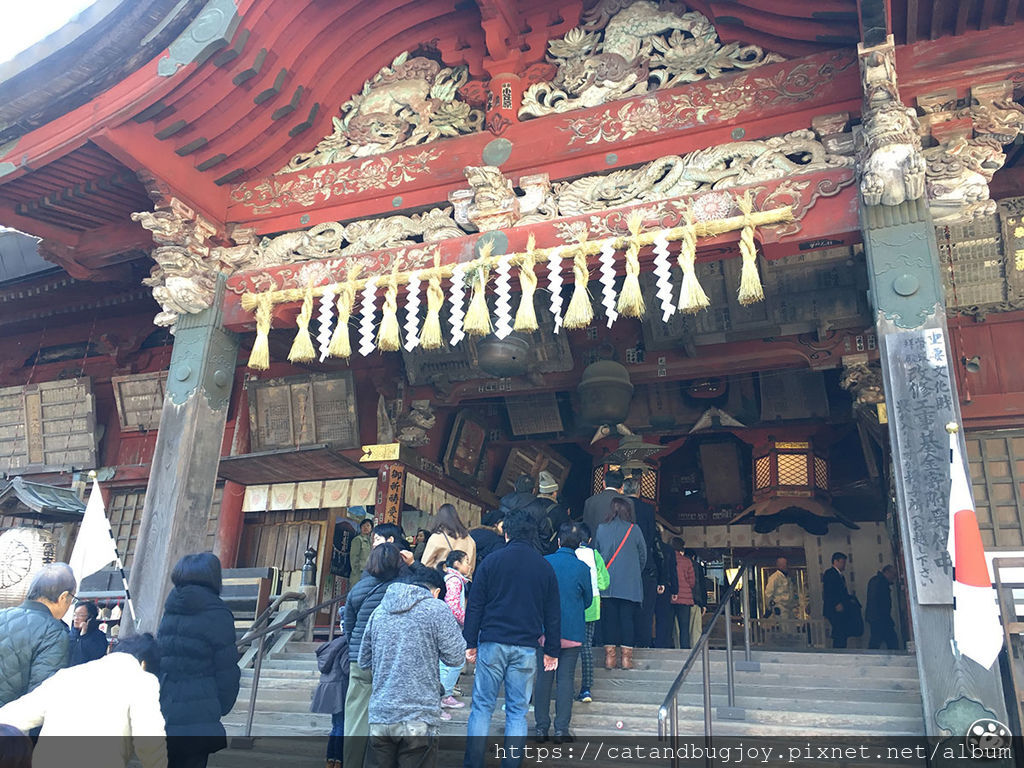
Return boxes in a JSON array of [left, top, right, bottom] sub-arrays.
[[658, 563, 751, 768], [237, 591, 347, 738], [237, 592, 306, 647]]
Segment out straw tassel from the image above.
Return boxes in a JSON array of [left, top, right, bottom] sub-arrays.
[[247, 293, 273, 370], [514, 234, 539, 333], [328, 266, 360, 359], [677, 211, 710, 314], [563, 233, 594, 330], [617, 210, 646, 318], [288, 282, 316, 363], [736, 191, 765, 306], [420, 272, 445, 350], [463, 241, 493, 336], [376, 268, 401, 352]]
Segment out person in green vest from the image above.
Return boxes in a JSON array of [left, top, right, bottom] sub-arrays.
[[349, 519, 374, 585], [573, 523, 609, 703]]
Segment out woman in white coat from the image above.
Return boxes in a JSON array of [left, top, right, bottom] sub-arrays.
[[0, 633, 166, 768]]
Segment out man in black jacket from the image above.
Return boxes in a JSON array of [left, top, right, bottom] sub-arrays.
[[0, 563, 74, 707], [865, 565, 899, 650], [470, 511, 505, 569], [463, 508, 561, 768], [822, 552, 853, 648]]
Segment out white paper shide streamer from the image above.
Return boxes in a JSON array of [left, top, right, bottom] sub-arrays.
[[403, 272, 422, 352], [449, 264, 467, 346], [317, 286, 336, 362], [598, 240, 619, 328], [547, 246, 564, 333], [652, 231, 674, 323], [493, 253, 513, 339], [358, 277, 378, 357]]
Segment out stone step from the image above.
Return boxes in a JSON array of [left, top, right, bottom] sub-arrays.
[[240, 667, 921, 693], [264, 651, 921, 675], [279, 643, 919, 666], [223, 700, 923, 735], [234, 690, 923, 719], [239, 679, 921, 708]]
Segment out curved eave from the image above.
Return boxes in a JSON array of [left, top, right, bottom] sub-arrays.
[[0, 0, 209, 147]]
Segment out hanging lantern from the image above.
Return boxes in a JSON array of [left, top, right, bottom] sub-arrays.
[[577, 360, 634, 426], [729, 439, 858, 535], [476, 332, 531, 378]]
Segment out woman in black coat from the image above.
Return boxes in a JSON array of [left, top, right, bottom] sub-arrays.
[[68, 601, 108, 665], [157, 553, 241, 768]]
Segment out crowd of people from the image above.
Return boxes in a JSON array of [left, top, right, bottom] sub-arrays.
[[0, 554, 241, 768], [320, 469, 725, 768], [0, 470, 903, 768]]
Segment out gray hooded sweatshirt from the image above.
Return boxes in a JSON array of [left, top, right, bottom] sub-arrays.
[[358, 582, 466, 726]]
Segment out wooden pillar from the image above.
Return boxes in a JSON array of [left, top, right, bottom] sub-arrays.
[[214, 481, 246, 568], [215, 384, 251, 567], [128, 277, 239, 633], [862, 196, 1009, 733]]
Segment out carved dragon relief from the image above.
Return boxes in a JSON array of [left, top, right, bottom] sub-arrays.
[[281, 52, 484, 173], [132, 198, 220, 328], [856, 38, 926, 208], [271, 2, 783, 175], [554, 129, 854, 216], [229, 126, 855, 279], [519, 0, 784, 119], [919, 85, 1024, 224]]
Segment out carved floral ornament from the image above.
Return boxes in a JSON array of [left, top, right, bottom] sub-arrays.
[[273, 0, 784, 174], [240, 195, 795, 371]]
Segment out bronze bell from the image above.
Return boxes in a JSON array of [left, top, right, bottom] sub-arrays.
[[476, 333, 530, 377], [577, 360, 634, 425]]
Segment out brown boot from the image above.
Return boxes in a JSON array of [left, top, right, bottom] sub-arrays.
[[604, 645, 617, 670], [620, 646, 634, 670]]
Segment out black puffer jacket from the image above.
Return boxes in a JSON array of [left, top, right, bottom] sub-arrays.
[[157, 584, 241, 739], [0, 600, 69, 707], [345, 570, 406, 660]]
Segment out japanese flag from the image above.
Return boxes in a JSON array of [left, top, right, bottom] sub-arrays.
[[947, 432, 1003, 668]]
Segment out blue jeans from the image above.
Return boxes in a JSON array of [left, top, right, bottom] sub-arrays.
[[440, 661, 464, 697], [328, 710, 344, 761], [463, 642, 537, 768]]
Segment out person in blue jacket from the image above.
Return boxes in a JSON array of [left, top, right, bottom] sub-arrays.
[[533, 523, 593, 744], [68, 601, 108, 666]]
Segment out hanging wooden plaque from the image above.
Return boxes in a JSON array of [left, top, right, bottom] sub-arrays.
[[111, 372, 167, 432], [248, 372, 360, 452], [0, 378, 97, 473]]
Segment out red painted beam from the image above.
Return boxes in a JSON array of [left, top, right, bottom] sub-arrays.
[[0, 202, 78, 244], [94, 121, 229, 225], [220, 168, 858, 331], [895, 22, 1024, 92]]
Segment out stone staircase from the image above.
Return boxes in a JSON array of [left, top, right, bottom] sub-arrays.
[[211, 643, 925, 767]]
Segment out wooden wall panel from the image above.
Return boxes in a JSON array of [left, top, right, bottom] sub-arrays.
[[966, 430, 1024, 548]]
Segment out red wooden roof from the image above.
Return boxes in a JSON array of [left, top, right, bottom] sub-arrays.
[[0, 0, 1020, 279]]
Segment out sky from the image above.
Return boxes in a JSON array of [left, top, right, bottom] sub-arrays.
[[0, 0, 99, 65]]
